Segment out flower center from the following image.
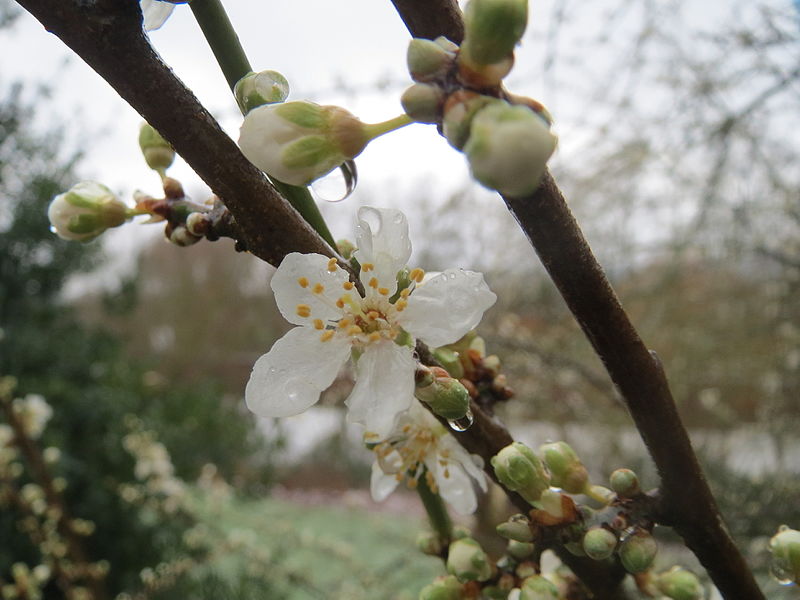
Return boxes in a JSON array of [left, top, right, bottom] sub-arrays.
[[373, 420, 449, 492]]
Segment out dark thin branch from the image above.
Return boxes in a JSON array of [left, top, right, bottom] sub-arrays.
[[389, 0, 464, 43], [16, 0, 333, 268]]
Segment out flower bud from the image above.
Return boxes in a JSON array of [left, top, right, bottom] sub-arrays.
[[432, 348, 465, 379], [442, 91, 500, 150], [48, 182, 129, 242], [447, 537, 492, 582], [417, 531, 444, 556], [407, 37, 456, 82], [238, 101, 369, 186], [496, 514, 534, 543], [507, 540, 534, 560], [234, 70, 290, 114], [462, 0, 528, 65], [464, 102, 557, 197], [769, 525, 800, 585], [401, 83, 446, 124], [457, 54, 515, 89], [138, 123, 175, 174], [518, 575, 559, 600], [415, 376, 471, 421], [419, 575, 463, 600], [609, 468, 640, 498], [654, 567, 705, 600], [582, 527, 618, 561], [619, 530, 658, 573], [491, 442, 550, 504], [539, 441, 588, 494]]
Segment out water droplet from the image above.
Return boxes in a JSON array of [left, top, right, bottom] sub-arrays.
[[447, 408, 474, 432], [311, 160, 358, 202], [49, 225, 57, 234]]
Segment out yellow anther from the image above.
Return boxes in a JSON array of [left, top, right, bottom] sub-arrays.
[[378, 287, 390, 296], [296, 304, 311, 318], [368, 277, 378, 289], [365, 432, 380, 441], [395, 473, 404, 482], [313, 319, 324, 330], [336, 298, 345, 309], [369, 332, 381, 342], [348, 325, 363, 336], [343, 281, 354, 290], [361, 262, 374, 272], [402, 425, 412, 433], [297, 277, 309, 288], [338, 318, 352, 329], [320, 330, 335, 342], [400, 288, 411, 298], [327, 258, 338, 272], [367, 310, 380, 320], [395, 299, 408, 311], [409, 268, 425, 282], [407, 478, 418, 490], [443, 468, 450, 479], [312, 283, 325, 294]]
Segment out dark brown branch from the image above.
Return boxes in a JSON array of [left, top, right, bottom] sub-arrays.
[[389, 0, 464, 43], [16, 0, 333, 268]]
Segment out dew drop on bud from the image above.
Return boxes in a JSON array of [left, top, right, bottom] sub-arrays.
[[311, 160, 358, 202], [448, 407, 474, 432], [49, 226, 57, 234]]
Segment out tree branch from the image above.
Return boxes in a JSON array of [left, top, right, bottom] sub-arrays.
[[16, 0, 334, 268]]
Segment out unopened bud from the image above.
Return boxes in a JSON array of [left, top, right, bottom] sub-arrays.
[[655, 567, 705, 600], [619, 530, 658, 573], [518, 574, 559, 600], [138, 123, 175, 174], [401, 83, 446, 124], [417, 531, 444, 556], [442, 91, 500, 150], [48, 182, 129, 242], [234, 70, 290, 114], [491, 442, 550, 504], [609, 468, 640, 498], [507, 540, 534, 560], [464, 101, 557, 197], [582, 527, 618, 561], [166, 223, 201, 247], [540, 441, 588, 494], [769, 526, 800, 585], [415, 376, 471, 420], [447, 537, 492, 582], [433, 348, 465, 379], [419, 575, 463, 600], [462, 0, 528, 65], [407, 37, 456, 82], [497, 514, 533, 542], [457, 53, 515, 89]]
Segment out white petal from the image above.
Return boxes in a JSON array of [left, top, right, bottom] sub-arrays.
[[141, 0, 175, 31], [442, 435, 487, 492], [400, 269, 497, 348], [370, 461, 400, 502], [345, 341, 415, 439], [429, 456, 478, 515], [354, 207, 412, 292], [271, 253, 351, 326], [245, 327, 350, 418]]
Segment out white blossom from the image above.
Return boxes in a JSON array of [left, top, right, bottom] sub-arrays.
[[245, 206, 496, 440], [370, 401, 487, 514], [141, 0, 175, 31]]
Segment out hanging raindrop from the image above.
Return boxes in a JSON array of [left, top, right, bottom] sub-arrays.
[[311, 160, 358, 202], [447, 407, 474, 432], [49, 225, 57, 234]]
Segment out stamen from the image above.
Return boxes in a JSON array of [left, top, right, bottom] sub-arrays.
[[296, 304, 311, 318], [313, 319, 324, 330], [367, 310, 380, 320], [348, 325, 363, 336], [343, 281, 354, 290], [443, 468, 450, 479], [368, 332, 381, 342], [336, 298, 345, 309], [319, 330, 335, 342], [338, 318, 352, 329], [297, 277, 309, 288], [327, 258, 338, 272], [312, 283, 325, 294], [400, 288, 411, 298], [409, 268, 425, 283], [361, 262, 374, 272], [368, 277, 378, 289], [395, 299, 408, 311], [407, 477, 418, 490], [378, 287, 390, 296]]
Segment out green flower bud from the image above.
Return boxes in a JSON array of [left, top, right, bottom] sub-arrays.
[[518, 575, 559, 600], [507, 540, 535, 560], [401, 83, 446, 124], [769, 526, 800, 585], [432, 348, 465, 379], [496, 514, 534, 543], [234, 70, 290, 114], [138, 123, 175, 174], [482, 585, 510, 600], [609, 468, 640, 498], [48, 182, 129, 242], [415, 376, 471, 420], [417, 530, 444, 556], [451, 525, 472, 541], [464, 101, 557, 197], [407, 37, 456, 82], [540, 441, 588, 494], [419, 575, 463, 600], [462, 0, 528, 65], [582, 527, 618, 561], [655, 567, 705, 600], [434, 36, 460, 53], [447, 537, 492, 582], [491, 442, 550, 504], [619, 530, 658, 574], [442, 91, 500, 150]]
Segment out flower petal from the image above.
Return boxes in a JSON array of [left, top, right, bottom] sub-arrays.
[[427, 455, 478, 515], [141, 0, 175, 31], [370, 461, 400, 502], [354, 207, 412, 292], [245, 326, 350, 418], [442, 435, 487, 492], [345, 341, 415, 439], [271, 253, 351, 326], [400, 269, 497, 348]]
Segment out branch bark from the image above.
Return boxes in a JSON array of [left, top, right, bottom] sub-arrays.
[[16, 0, 333, 268]]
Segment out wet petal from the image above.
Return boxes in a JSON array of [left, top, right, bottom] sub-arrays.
[[345, 341, 415, 439], [400, 269, 497, 348], [442, 436, 487, 492], [245, 326, 350, 418], [370, 461, 400, 502], [271, 252, 351, 326], [427, 455, 478, 515], [354, 207, 412, 292], [141, 0, 175, 30]]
